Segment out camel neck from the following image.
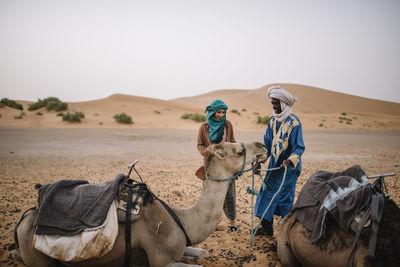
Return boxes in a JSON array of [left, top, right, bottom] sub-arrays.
[[174, 167, 232, 245]]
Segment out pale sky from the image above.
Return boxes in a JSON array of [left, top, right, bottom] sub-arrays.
[[1, 0, 399, 103]]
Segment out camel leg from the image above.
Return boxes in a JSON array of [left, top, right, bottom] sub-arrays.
[[277, 212, 301, 267], [182, 247, 209, 259]]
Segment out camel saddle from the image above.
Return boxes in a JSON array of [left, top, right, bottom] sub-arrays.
[[34, 174, 128, 236], [291, 165, 385, 265], [291, 165, 373, 244]]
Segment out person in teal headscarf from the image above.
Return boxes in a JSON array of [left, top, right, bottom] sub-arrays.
[[196, 99, 238, 233], [205, 99, 228, 143]]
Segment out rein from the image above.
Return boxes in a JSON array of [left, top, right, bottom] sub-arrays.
[[206, 142, 254, 182]]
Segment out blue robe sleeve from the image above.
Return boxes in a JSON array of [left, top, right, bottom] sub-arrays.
[[287, 123, 305, 168]]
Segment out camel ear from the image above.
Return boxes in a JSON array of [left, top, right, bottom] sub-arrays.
[[208, 144, 225, 159]]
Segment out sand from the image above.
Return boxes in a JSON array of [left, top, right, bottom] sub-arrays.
[[0, 128, 399, 267], [1, 84, 399, 265], [1, 84, 400, 131]]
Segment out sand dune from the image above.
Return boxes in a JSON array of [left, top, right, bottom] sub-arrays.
[[1, 85, 399, 266], [173, 83, 400, 115], [0, 83, 399, 130]]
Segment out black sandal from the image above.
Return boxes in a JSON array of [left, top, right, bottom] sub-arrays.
[[228, 226, 238, 234]]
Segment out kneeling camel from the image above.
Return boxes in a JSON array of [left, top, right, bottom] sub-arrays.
[[12, 142, 267, 267]]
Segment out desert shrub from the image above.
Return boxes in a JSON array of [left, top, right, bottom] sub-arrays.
[[36, 112, 43, 116], [339, 120, 343, 123], [231, 109, 241, 115], [46, 99, 68, 111], [253, 112, 259, 115], [57, 112, 64, 117], [180, 113, 206, 122], [256, 115, 270, 125], [28, 99, 45, 110], [319, 123, 324, 127], [0, 102, 4, 108], [191, 113, 206, 122], [346, 121, 352, 125], [181, 113, 191, 119], [242, 108, 247, 112], [28, 97, 68, 111], [62, 111, 84, 123], [14, 112, 25, 119], [341, 112, 347, 116], [154, 110, 161, 114], [339, 116, 352, 122], [114, 112, 133, 124], [1, 98, 23, 110]]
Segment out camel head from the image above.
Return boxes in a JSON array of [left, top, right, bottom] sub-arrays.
[[206, 142, 267, 179]]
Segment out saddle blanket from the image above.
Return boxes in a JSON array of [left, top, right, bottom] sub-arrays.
[[34, 174, 126, 236], [33, 199, 118, 262], [292, 165, 372, 243]]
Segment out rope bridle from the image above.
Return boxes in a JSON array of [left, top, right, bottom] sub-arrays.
[[206, 142, 255, 182]]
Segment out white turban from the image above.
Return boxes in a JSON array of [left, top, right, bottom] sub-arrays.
[[267, 85, 297, 122], [267, 85, 297, 106]]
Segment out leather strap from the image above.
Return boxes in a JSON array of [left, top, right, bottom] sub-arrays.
[[368, 194, 384, 257], [347, 206, 371, 267], [155, 196, 192, 247]]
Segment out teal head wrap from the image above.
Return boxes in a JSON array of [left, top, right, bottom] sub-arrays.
[[205, 99, 228, 143]]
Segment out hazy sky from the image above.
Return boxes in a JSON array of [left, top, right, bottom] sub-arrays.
[[1, 0, 399, 103]]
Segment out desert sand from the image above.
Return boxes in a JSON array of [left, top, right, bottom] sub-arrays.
[[1, 84, 400, 131], [0, 84, 400, 266]]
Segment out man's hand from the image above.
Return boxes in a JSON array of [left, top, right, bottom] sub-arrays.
[[281, 159, 293, 168]]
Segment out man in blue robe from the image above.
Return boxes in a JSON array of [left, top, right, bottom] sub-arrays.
[[255, 85, 305, 236]]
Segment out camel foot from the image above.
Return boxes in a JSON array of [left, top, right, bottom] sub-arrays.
[[10, 248, 23, 262], [183, 247, 209, 259]]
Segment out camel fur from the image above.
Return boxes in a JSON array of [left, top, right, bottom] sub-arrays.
[[277, 198, 400, 267], [11, 142, 267, 267]]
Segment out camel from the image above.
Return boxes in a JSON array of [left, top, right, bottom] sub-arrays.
[[277, 194, 400, 267], [11, 141, 268, 267]]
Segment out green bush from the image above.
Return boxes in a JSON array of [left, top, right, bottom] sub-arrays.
[[181, 113, 191, 119], [0, 102, 4, 108], [191, 113, 206, 122], [253, 112, 259, 115], [46, 100, 68, 111], [341, 112, 347, 116], [319, 123, 324, 127], [113, 112, 133, 124], [14, 112, 25, 119], [1, 98, 23, 110], [28, 97, 68, 111], [57, 112, 64, 117], [242, 108, 247, 112], [62, 111, 85, 123], [36, 112, 43, 116], [180, 113, 206, 122], [256, 115, 270, 124], [231, 109, 241, 115]]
